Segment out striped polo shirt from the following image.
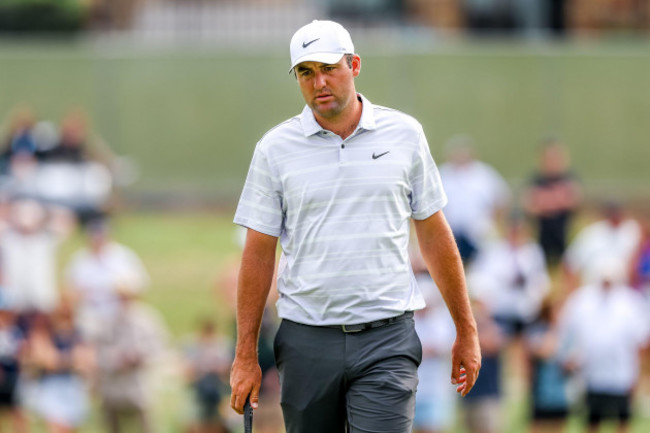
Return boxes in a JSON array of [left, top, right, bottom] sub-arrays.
[[234, 94, 447, 326]]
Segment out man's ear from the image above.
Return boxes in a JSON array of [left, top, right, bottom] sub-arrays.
[[351, 55, 361, 77]]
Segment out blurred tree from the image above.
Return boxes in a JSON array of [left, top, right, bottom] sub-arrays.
[[0, 0, 88, 33]]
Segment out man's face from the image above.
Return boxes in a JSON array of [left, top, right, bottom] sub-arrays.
[[294, 55, 360, 121]]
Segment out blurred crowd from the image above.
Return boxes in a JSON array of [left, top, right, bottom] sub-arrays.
[[0, 107, 236, 433], [2, 103, 649, 433], [215, 133, 650, 433], [410, 134, 650, 433], [0, 106, 118, 226]]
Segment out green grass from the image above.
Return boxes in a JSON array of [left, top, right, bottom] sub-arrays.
[[1, 40, 649, 201]]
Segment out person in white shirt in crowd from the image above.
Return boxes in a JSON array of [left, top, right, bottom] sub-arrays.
[[0, 198, 74, 312], [65, 217, 150, 342], [558, 259, 650, 433], [467, 211, 550, 339], [438, 134, 510, 263], [563, 200, 640, 291], [468, 212, 550, 408], [94, 283, 168, 433]]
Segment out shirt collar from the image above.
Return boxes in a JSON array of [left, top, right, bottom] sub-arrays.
[[299, 93, 377, 137]]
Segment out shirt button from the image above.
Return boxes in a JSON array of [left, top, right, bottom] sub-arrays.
[[341, 144, 345, 149]]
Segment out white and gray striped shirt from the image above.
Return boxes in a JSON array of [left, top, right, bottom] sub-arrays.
[[234, 94, 447, 325]]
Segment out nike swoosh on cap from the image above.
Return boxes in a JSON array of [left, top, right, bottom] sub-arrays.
[[302, 38, 320, 48]]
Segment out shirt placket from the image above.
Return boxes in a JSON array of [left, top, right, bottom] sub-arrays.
[[320, 130, 354, 165]]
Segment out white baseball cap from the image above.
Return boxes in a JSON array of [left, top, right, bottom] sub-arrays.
[[289, 20, 354, 72]]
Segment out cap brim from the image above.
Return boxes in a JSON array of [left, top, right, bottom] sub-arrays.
[[289, 52, 346, 73]]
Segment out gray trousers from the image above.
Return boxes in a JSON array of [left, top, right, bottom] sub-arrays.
[[274, 314, 422, 433]]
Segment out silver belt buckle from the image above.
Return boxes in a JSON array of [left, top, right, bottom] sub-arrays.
[[341, 324, 363, 333]]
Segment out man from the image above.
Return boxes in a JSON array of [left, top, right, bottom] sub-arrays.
[[230, 20, 480, 433]]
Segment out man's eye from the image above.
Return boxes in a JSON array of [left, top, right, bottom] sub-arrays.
[[323, 66, 335, 72]]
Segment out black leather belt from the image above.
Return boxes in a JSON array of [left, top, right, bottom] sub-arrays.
[[324, 311, 413, 333]]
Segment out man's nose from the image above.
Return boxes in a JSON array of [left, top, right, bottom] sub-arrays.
[[313, 71, 327, 89]]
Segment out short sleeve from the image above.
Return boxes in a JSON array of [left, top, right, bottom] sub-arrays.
[[233, 145, 284, 237], [409, 130, 448, 220]]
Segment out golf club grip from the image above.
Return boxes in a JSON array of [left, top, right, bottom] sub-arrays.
[[244, 397, 253, 433]]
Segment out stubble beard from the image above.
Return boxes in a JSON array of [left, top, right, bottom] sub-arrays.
[[310, 93, 352, 120]]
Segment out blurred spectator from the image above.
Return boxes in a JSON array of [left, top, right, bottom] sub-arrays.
[[0, 106, 37, 172], [31, 120, 60, 156], [559, 260, 650, 433], [0, 153, 39, 201], [439, 134, 510, 263], [65, 217, 150, 342], [37, 110, 89, 164], [413, 274, 457, 433], [0, 199, 74, 312], [1, 107, 117, 224], [460, 295, 505, 433], [94, 284, 167, 433], [20, 304, 95, 433], [523, 138, 581, 266], [563, 200, 641, 290], [37, 109, 115, 167], [182, 318, 232, 433], [0, 291, 27, 432], [467, 211, 550, 339], [524, 299, 571, 433], [0, 107, 40, 203], [629, 211, 650, 294]]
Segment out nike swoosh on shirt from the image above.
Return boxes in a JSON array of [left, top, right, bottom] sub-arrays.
[[372, 151, 390, 160], [302, 38, 320, 48]]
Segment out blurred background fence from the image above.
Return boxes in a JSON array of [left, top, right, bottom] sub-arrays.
[[1, 0, 649, 210]]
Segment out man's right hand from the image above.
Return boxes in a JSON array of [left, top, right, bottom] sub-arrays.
[[230, 355, 263, 414], [230, 228, 278, 414]]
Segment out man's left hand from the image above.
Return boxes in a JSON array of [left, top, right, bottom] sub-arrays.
[[451, 331, 481, 397]]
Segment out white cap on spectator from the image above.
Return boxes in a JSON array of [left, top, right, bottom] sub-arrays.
[[289, 20, 354, 72]]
